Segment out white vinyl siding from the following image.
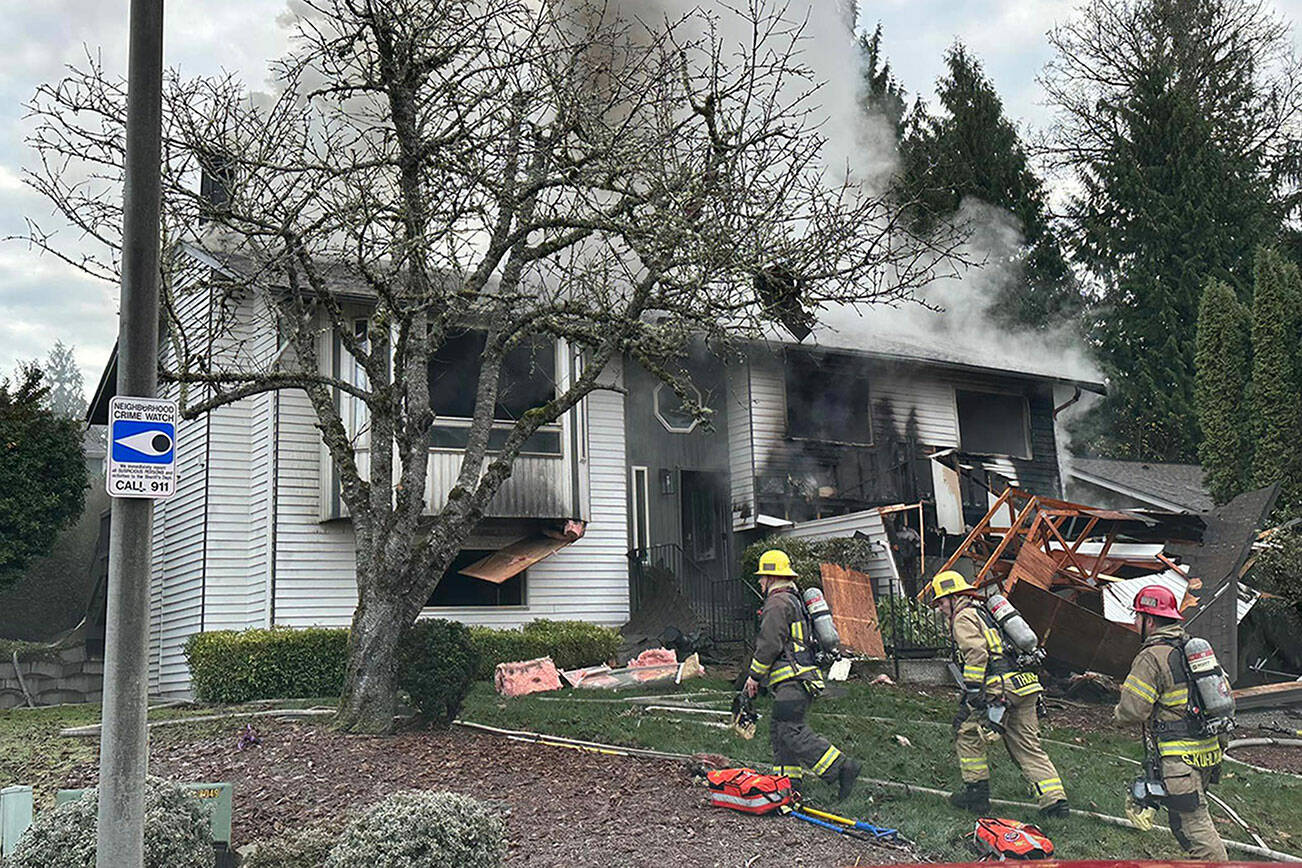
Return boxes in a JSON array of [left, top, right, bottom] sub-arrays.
[[780, 509, 902, 596]]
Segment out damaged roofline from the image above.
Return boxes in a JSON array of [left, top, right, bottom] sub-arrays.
[[752, 337, 1107, 394], [1068, 467, 1198, 514]]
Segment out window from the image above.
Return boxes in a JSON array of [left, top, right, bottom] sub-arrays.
[[955, 389, 1031, 458], [426, 549, 525, 608], [630, 466, 650, 552], [427, 330, 561, 455], [653, 383, 703, 433], [783, 350, 873, 444]]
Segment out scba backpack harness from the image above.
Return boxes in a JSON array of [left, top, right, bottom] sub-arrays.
[[707, 768, 793, 815], [973, 817, 1055, 861]]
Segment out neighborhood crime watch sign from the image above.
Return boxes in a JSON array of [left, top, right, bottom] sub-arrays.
[[107, 396, 178, 500]]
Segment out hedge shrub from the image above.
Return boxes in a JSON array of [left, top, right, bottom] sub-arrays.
[[185, 627, 348, 704], [325, 792, 505, 868], [468, 619, 620, 678], [241, 827, 337, 868], [397, 619, 480, 723], [185, 619, 621, 701], [9, 778, 214, 868]]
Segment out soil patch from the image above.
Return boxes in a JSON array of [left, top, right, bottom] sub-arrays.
[[65, 721, 904, 867]]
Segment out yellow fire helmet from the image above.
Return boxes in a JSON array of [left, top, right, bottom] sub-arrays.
[[755, 548, 799, 578], [930, 570, 975, 600]]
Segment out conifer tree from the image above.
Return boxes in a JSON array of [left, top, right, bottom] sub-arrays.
[[1194, 278, 1253, 503], [1045, 0, 1300, 460], [1250, 247, 1302, 514], [898, 43, 1081, 329]]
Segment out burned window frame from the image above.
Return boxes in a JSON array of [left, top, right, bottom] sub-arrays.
[[427, 330, 563, 457], [782, 349, 874, 446], [953, 387, 1032, 459]]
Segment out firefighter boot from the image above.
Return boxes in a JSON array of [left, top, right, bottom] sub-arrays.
[[836, 757, 861, 802], [950, 780, 990, 814], [1039, 799, 1070, 818]]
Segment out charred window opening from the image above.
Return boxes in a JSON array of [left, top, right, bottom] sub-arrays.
[[955, 389, 1031, 458], [428, 331, 561, 455], [427, 549, 525, 608], [783, 351, 873, 445]]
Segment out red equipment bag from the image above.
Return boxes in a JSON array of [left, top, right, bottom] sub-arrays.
[[973, 817, 1055, 861], [706, 768, 793, 815]]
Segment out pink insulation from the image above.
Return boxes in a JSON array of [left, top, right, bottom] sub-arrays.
[[494, 656, 562, 698], [629, 648, 678, 668]]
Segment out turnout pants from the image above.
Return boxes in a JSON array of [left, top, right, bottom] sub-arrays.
[[770, 681, 844, 785], [955, 694, 1065, 808], [1162, 758, 1228, 861]]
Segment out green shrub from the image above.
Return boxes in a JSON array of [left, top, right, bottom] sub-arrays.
[[877, 596, 951, 650], [396, 619, 479, 723], [241, 827, 337, 868], [9, 778, 214, 868], [185, 618, 622, 701], [324, 792, 505, 868], [468, 619, 620, 678], [185, 628, 348, 703]]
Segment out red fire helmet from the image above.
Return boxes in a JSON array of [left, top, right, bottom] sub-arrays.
[[1132, 584, 1183, 620]]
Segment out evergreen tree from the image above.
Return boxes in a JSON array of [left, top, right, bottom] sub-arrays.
[[42, 341, 87, 419], [897, 43, 1082, 329], [1250, 247, 1302, 515], [857, 24, 907, 138], [1194, 278, 1253, 503], [1045, 0, 1300, 461], [0, 366, 87, 589]]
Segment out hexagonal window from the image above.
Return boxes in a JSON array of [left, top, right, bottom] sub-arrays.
[[654, 382, 703, 433]]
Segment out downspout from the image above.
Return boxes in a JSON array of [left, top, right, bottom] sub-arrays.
[[1052, 385, 1082, 420]]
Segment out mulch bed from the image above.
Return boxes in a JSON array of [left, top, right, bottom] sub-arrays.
[[65, 721, 905, 867]]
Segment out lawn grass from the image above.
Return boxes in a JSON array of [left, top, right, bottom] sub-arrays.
[[458, 678, 1302, 862]]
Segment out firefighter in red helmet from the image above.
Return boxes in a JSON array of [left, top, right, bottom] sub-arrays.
[[1114, 584, 1228, 861]]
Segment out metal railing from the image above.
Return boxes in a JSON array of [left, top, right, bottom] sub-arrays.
[[629, 543, 752, 644]]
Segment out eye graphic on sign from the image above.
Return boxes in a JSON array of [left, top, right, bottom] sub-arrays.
[[114, 430, 173, 457]]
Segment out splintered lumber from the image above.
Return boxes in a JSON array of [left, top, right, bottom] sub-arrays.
[[819, 564, 885, 658], [1233, 680, 1302, 710]]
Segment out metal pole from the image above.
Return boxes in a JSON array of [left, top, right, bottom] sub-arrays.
[[97, 1, 163, 865]]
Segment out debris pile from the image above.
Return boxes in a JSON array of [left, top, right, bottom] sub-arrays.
[[923, 485, 1279, 680]]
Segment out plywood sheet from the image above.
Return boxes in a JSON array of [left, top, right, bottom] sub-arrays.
[[1008, 581, 1141, 678], [1008, 542, 1059, 590], [820, 563, 885, 659], [460, 535, 575, 583]]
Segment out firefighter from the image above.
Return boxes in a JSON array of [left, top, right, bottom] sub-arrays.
[[931, 570, 1069, 817], [743, 549, 861, 800], [1115, 584, 1228, 861]]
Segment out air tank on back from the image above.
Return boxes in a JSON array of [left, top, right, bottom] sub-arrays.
[[802, 587, 841, 656], [986, 594, 1039, 655], [1184, 637, 1236, 728]]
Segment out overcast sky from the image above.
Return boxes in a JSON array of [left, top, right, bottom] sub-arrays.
[[3, 0, 1301, 391]]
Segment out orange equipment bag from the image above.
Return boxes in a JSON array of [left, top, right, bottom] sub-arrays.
[[706, 768, 793, 815], [973, 817, 1055, 861]]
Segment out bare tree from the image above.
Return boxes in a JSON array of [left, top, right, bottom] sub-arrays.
[[21, 0, 955, 732]]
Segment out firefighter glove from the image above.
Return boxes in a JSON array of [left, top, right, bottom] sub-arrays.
[[1125, 795, 1157, 832]]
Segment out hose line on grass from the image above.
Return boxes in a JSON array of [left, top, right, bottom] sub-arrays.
[[454, 719, 1302, 863]]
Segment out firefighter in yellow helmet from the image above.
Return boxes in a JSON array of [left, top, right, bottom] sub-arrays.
[[744, 549, 860, 800], [931, 570, 1068, 817]]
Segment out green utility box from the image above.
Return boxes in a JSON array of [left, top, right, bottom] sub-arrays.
[[1, 785, 34, 857], [58, 782, 234, 865]]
